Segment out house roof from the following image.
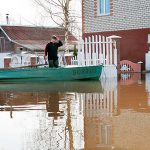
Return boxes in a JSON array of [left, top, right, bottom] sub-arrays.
[[0, 25, 77, 50]]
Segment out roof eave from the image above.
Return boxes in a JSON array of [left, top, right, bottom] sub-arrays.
[[11, 40, 34, 51], [0, 26, 32, 50]]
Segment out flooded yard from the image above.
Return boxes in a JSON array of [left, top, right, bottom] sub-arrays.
[[0, 73, 150, 150]]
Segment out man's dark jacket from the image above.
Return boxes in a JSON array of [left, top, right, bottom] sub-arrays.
[[44, 41, 63, 60]]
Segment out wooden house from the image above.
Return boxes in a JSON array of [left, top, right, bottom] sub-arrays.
[[0, 25, 77, 53], [0, 25, 77, 68]]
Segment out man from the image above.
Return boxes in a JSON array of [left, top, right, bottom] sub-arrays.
[[44, 35, 63, 67]]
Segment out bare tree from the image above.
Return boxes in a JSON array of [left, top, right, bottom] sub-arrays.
[[35, 0, 80, 51]]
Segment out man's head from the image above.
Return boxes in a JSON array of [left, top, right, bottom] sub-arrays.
[[51, 35, 57, 43]]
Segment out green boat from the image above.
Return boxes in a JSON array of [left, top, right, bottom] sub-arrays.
[[0, 65, 103, 81]]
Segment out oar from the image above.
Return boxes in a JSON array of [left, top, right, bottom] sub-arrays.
[[12, 63, 48, 69], [0, 64, 48, 70]]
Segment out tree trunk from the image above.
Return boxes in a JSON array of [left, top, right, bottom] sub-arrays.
[[64, 0, 70, 53]]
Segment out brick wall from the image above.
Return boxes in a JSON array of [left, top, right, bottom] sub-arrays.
[[83, 0, 150, 33]]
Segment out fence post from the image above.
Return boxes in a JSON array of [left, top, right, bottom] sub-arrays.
[[81, 39, 85, 66], [106, 37, 109, 65], [88, 36, 92, 66], [95, 35, 99, 65], [114, 47, 117, 67], [102, 36, 106, 65], [92, 35, 95, 65], [78, 39, 81, 66], [109, 38, 113, 65], [108, 35, 122, 73], [85, 38, 89, 66], [99, 35, 103, 64]]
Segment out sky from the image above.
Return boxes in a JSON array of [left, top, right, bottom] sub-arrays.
[[0, 0, 81, 27], [0, 0, 39, 25]]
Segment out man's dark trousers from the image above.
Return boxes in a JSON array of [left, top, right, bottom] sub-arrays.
[[48, 59, 58, 68]]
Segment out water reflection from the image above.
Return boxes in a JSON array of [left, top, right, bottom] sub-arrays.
[[120, 72, 142, 85], [0, 74, 150, 150], [46, 93, 64, 118], [146, 73, 150, 106]]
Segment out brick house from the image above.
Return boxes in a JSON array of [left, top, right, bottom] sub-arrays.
[[82, 0, 150, 68], [0, 25, 77, 53]]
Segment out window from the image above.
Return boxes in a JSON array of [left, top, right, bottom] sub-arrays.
[[98, 0, 110, 16], [0, 37, 5, 52]]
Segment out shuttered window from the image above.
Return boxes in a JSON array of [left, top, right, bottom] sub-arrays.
[[0, 37, 5, 52], [99, 0, 110, 15]]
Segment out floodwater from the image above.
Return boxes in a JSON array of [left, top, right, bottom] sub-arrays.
[[0, 73, 150, 150]]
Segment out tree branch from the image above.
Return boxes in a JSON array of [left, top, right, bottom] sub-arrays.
[[35, 0, 81, 51]]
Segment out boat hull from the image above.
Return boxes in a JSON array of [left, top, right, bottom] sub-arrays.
[[0, 65, 103, 81]]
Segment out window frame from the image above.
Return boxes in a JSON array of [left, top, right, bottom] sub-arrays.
[[97, 0, 110, 16]]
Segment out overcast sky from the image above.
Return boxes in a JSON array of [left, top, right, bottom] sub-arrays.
[[0, 0, 81, 27]]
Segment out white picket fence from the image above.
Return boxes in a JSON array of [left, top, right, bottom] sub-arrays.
[[71, 35, 117, 66], [71, 35, 118, 78]]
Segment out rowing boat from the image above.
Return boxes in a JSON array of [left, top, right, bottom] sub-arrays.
[[0, 65, 103, 81]]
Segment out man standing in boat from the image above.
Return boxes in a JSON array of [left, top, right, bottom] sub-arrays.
[[44, 35, 63, 67]]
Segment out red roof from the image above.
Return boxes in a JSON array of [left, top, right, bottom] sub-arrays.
[[0, 26, 77, 50]]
